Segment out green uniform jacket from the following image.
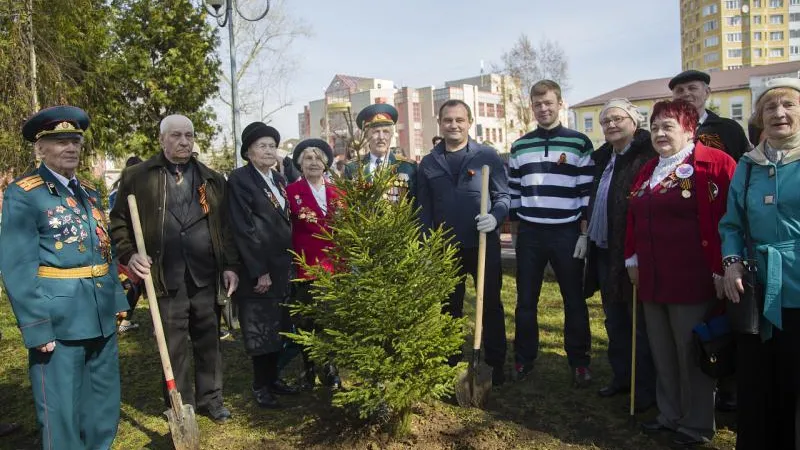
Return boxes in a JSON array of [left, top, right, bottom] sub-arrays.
[[343, 152, 418, 199], [109, 152, 239, 297], [0, 165, 128, 348]]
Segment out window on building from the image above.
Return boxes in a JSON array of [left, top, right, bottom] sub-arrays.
[[753, 15, 762, 24], [754, 48, 763, 57], [770, 14, 784, 24], [638, 108, 649, 129], [792, 0, 800, 5], [704, 3, 720, 15], [478, 102, 486, 117], [792, 29, 800, 38], [728, 48, 743, 57], [705, 36, 720, 47], [726, 15, 742, 25], [770, 0, 784, 6], [792, 45, 800, 55], [770, 31, 785, 40], [728, 65, 744, 69], [583, 115, 593, 133], [412, 102, 421, 122], [704, 20, 718, 31], [753, 0, 762, 5], [731, 102, 744, 120], [413, 129, 423, 151], [704, 52, 720, 63], [725, 0, 740, 8], [770, 47, 785, 56], [498, 130, 503, 143], [727, 32, 742, 42], [487, 103, 496, 118], [496, 103, 505, 118], [791, 13, 800, 21], [754, 31, 763, 40]]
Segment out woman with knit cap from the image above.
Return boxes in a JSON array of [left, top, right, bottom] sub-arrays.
[[624, 99, 736, 445], [584, 98, 656, 412], [720, 77, 800, 450]]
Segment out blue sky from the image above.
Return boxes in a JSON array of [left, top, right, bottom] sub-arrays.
[[228, 0, 682, 140]]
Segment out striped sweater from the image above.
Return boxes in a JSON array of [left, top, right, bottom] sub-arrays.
[[508, 124, 595, 224]]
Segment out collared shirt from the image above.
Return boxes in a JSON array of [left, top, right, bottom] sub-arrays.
[[309, 180, 327, 215], [369, 152, 388, 173], [698, 110, 709, 125], [44, 164, 78, 195], [257, 167, 285, 210]]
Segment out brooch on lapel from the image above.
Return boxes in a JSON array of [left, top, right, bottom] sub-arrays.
[[708, 181, 719, 202], [295, 194, 302, 205], [676, 163, 694, 199], [298, 206, 318, 223], [557, 153, 567, 165], [467, 169, 476, 177]]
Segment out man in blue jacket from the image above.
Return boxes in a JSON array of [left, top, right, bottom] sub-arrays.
[[417, 99, 509, 385]]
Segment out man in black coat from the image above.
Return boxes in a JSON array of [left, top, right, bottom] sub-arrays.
[[417, 99, 509, 386], [669, 70, 751, 161]]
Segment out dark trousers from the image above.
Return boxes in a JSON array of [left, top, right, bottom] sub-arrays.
[[125, 281, 143, 321], [29, 334, 120, 450], [736, 308, 800, 450], [514, 221, 591, 368], [252, 352, 279, 390], [158, 280, 223, 410], [444, 236, 507, 368], [596, 248, 656, 398]]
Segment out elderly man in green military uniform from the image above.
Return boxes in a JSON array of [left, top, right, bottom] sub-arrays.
[[344, 103, 417, 201], [0, 105, 128, 450]]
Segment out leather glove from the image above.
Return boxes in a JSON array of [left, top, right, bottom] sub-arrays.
[[475, 214, 498, 233], [573, 233, 588, 259]]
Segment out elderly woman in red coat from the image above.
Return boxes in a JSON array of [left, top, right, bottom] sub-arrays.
[[624, 99, 736, 446], [285, 138, 342, 389]]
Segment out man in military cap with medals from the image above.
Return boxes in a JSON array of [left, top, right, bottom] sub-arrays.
[[344, 103, 417, 201], [669, 69, 750, 161], [0, 105, 129, 449]]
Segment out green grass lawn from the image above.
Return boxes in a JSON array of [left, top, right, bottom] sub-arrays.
[[0, 273, 737, 449]]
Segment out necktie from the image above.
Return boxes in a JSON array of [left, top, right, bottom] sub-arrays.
[[375, 158, 382, 171], [68, 179, 81, 198]]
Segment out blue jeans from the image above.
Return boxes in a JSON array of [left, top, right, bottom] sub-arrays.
[[514, 221, 591, 368], [596, 248, 656, 399]]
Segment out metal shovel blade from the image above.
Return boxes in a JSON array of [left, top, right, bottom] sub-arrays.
[[163, 403, 200, 450], [455, 351, 493, 408]]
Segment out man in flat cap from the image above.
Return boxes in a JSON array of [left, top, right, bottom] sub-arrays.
[[0, 105, 129, 449], [344, 103, 417, 202], [109, 114, 240, 424], [670, 69, 750, 161]]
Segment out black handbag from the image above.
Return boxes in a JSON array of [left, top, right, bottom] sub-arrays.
[[725, 163, 763, 335], [692, 314, 736, 379]]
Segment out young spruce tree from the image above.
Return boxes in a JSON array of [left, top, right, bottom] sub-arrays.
[[287, 164, 465, 437]]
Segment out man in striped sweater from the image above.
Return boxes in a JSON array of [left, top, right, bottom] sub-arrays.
[[509, 80, 595, 387]]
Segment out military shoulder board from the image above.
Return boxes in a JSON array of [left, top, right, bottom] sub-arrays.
[[15, 175, 44, 192], [80, 179, 96, 192]]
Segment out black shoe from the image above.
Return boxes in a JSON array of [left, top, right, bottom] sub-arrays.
[[492, 365, 506, 386], [0, 422, 20, 437], [598, 384, 629, 397], [640, 420, 669, 432], [201, 404, 232, 424], [268, 379, 300, 395], [673, 431, 710, 446], [513, 362, 534, 381], [321, 362, 342, 389], [253, 387, 280, 409]]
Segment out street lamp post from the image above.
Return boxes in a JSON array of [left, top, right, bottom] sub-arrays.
[[205, 0, 271, 168]]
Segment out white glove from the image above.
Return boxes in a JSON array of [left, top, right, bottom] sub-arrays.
[[573, 234, 588, 259], [475, 214, 497, 233]]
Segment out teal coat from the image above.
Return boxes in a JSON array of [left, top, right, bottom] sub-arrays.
[[343, 152, 417, 199], [0, 165, 128, 348], [720, 145, 800, 335]]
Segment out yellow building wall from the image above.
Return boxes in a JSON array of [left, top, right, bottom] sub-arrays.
[[572, 87, 750, 149]]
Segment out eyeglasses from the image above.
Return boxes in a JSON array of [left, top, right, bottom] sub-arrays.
[[600, 116, 630, 127]]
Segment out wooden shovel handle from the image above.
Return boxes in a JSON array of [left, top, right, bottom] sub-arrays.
[[473, 165, 490, 351], [127, 195, 178, 391]]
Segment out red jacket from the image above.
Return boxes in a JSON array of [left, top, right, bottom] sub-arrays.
[[624, 143, 736, 293], [286, 179, 342, 280]]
